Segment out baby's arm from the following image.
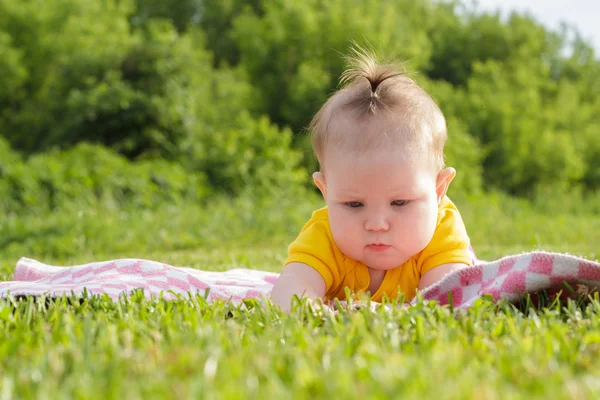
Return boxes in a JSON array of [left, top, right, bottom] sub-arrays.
[[418, 262, 468, 291], [271, 262, 327, 312], [417, 197, 473, 292]]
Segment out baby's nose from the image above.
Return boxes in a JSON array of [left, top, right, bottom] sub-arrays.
[[365, 215, 390, 232]]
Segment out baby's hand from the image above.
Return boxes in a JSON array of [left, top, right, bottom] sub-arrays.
[[270, 262, 327, 313], [332, 300, 384, 312], [301, 298, 337, 318]]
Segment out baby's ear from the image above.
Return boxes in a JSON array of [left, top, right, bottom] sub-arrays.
[[435, 167, 456, 203], [312, 172, 328, 200]]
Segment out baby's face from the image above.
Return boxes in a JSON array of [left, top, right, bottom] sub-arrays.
[[315, 150, 444, 270]]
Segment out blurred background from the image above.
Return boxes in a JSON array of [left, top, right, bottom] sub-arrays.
[[0, 0, 598, 267]]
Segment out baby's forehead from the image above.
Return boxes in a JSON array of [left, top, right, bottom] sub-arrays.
[[321, 136, 434, 176], [323, 147, 438, 184], [324, 108, 432, 155], [325, 159, 436, 197]]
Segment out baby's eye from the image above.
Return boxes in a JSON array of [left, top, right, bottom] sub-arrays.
[[345, 201, 364, 208], [391, 200, 409, 207]]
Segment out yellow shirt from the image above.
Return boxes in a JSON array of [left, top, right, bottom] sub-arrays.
[[284, 196, 473, 302]]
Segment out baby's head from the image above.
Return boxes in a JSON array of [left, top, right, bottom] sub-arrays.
[[310, 46, 456, 270]]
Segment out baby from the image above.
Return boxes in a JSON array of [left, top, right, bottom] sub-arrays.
[[271, 47, 474, 312]]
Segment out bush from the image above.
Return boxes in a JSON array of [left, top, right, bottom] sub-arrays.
[[181, 112, 308, 195], [225, 0, 433, 131], [0, 0, 254, 161], [0, 143, 209, 215], [422, 79, 483, 195], [1, 0, 599, 200], [465, 59, 588, 195]]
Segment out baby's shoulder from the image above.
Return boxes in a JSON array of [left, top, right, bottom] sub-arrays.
[[310, 206, 329, 221], [296, 206, 332, 237], [431, 196, 469, 240], [436, 196, 462, 222], [439, 195, 458, 211]]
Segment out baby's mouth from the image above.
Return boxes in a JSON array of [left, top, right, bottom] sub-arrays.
[[366, 243, 391, 252]]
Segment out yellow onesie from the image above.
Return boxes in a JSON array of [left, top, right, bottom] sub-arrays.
[[284, 196, 473, 302]]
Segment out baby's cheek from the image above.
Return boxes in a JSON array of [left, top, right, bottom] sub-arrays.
[[414, 210, 438, 246], [330, 216, 351, 242], [400, 210, 436, 247], [331, 219, 362, 257]]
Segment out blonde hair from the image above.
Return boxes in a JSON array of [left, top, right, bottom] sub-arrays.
[[309, 45, 447, 170]]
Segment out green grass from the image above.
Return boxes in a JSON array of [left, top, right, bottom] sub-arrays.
[[0, 192, 599, 399], [1, 294, 600, 399]]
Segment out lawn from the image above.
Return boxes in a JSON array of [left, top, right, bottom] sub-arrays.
[[0, 193, 599, 399]]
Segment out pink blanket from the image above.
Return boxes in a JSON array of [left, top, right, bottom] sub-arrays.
[[1, 251, 599, 309]]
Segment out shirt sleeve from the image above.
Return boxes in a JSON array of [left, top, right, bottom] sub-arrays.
[[284, 216, 340, 292], [416, 198, 473, 275]]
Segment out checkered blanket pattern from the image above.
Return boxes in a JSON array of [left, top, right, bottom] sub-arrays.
[[0, 258, 278, 303], [1, 251, 599, 308], [416, 251, 600, 308]]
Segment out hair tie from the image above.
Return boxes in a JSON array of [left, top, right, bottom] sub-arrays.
[[366, 76, 378, 92], [366, 72, 405, 93]]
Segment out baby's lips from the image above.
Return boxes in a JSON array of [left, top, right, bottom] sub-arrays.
[[366, 243, 392, 252]]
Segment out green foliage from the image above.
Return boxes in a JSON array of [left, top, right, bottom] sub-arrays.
[[0, 31, 27, 112], [194, 0, 263, 66], [182, 112, 307, 194], [465, 59, 586, 194], [0, 135, 20, 168], [0, 189, 318, 261], [426, 9, 563, 86], [0, 0, 253, 160], [0, 143, 208, 215], [195, 0, 599, 196], [425, 8, 599, 195], [130, 0, 203, 32], [0, 0, 136, 152], [226, 0, 433, 131], [0, 0, 599, 205], [421, 79, 484, 194]]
